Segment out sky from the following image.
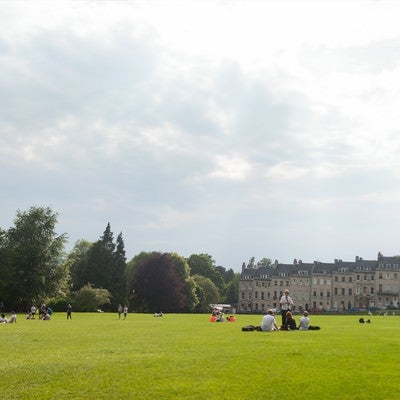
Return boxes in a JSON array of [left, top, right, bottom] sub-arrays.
[[2, 0, 400, 271]]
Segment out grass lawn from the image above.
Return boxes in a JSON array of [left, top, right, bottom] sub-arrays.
[[1, 312, 399, 399]]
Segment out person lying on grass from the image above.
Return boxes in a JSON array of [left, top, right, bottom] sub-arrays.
[[7, 311, 16, 323]]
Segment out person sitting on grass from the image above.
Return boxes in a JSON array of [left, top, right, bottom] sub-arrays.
[[216, 313, 225, 322], [298, 311, 321, 330], [298, 311, 310, 330], [42, 313, 51, 320], [259, 309, 279, 332], [281, 311, 296, 330]]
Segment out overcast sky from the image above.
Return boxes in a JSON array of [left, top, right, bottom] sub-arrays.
[[2, 1, 400, 270]]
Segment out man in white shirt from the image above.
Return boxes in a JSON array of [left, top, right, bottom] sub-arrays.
[[279, 289, 294, 328], [260, 310, 279, 332], [298, 311, 310, 330]]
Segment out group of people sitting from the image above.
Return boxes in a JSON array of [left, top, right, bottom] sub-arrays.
[[210, 308, 237, 322], [153, 312, 164, 317], [242, 309, 320, 332], [0, 311, 17, 324], [26, 304, 53, 320]]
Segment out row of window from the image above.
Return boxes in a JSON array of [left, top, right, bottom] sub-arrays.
[[241, 295, 399, 312], [242, 285, 396, 300], [244, 286, 400, 300], [247, 272, 398, 283], [249, 272, 398, 288]]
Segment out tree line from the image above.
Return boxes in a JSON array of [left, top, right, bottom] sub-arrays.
[[0, 206, 239, 313]]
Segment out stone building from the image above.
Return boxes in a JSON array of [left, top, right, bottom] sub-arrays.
[[238, 252, 400, 313]]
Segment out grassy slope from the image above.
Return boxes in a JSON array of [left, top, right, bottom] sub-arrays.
[[0, 313, 399, 400]]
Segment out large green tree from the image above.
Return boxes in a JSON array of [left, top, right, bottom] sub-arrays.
[[66, 239, 93, 290], [64, 224, 127, 310], [0, 206, 68, 310], [70, 224, 127, 310], [225, 273, 240, 304], [192, 274, 220, 313], [216, 265, 236, 284], [187, 254, 226, 294]]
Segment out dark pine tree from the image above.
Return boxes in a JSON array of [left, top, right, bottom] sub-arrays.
[[112, 232, 128, 307], [83, 223, 124, 311], [100, 222, 115, 252]]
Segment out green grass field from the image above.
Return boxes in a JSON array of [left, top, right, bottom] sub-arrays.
[[1, 312, 399, 400]]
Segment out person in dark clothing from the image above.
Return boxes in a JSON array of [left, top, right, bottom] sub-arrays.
[[281, 311, 297, 330]]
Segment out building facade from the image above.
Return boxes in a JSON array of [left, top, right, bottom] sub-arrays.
[[238, 253, 400, 313]]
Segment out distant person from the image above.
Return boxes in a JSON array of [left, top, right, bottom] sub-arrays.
[[117, 304, 123, 319], [39, 304, 47, 319], [7, 311, 17, 323], [30, 304, 37, 319], [41, 306, 53, 320], [123, 305, 128, 320], [42, 313, 51, 320], [259, 309, 279, 332], [279, 289, 294, 328], [216, 312, 226, 322], [298, 311, 311, 330], [67, 304, 72, 319]]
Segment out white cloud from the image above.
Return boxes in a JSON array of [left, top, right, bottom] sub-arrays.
[[2, 1, 400, 268], [209, 154, 252, 181], [141, 206, 194, 230]]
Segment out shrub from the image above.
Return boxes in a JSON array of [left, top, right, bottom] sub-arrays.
[[71, 284, 111, 312]]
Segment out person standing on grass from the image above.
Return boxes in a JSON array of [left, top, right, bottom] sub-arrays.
[[123, 305, 128, 320], [259, 309, 279, 332], [280, 289, 294, 329], [67, 304, 72, 319], [117, 304, 123, 319], [30, 304, 37, 319]]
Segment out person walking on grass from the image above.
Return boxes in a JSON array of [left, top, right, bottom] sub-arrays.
[[117, 304, 123, 319], [67, 304, 72, 319], [123, 305, 128, 320]]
